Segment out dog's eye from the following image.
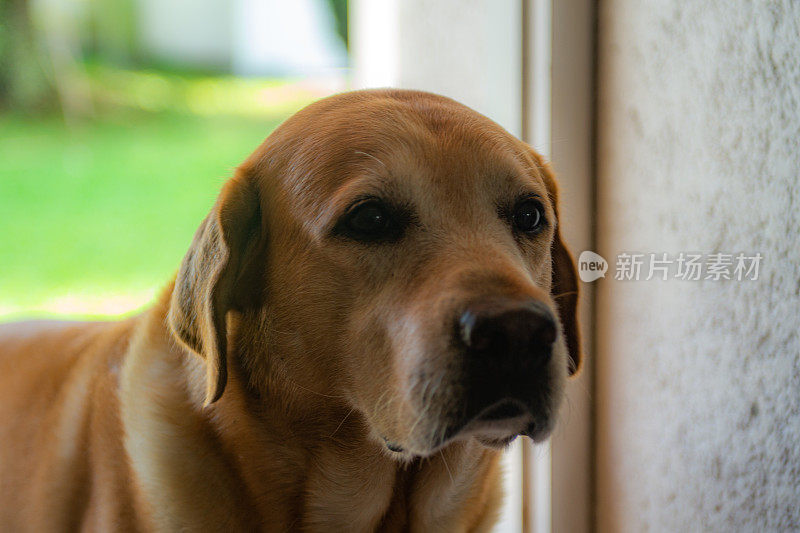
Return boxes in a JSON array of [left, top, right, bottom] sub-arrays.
[[512, 198, 545, 234], [337, 199, 403, 242]]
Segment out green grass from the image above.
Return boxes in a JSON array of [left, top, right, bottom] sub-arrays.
[[0, 73, 316, 319]]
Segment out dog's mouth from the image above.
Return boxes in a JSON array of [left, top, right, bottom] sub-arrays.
[[477, 398, 527, 421], [452, 398, 538, 447], [383, 398, 553, 456]]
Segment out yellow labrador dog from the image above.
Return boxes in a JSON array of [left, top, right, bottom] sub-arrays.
[[0, 89, 581, 531]]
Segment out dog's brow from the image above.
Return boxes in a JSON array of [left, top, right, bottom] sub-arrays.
[[506, 165, 550, 198], [316, 175, 401, 231]]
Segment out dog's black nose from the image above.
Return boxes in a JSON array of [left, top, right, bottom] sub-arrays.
[[456, 298, 558, 428], [459, 299, 557, 367], [457, 298, 557, 427]]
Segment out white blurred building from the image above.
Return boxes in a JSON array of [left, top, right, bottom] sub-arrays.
[[136, 0, 347, 75]]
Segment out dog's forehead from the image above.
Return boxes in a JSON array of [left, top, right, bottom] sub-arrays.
[[250, 90, 549, 216]]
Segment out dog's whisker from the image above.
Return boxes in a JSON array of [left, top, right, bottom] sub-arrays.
[[328, 407, 355, 439], [295, 382, 346, 399], [439, 450, 455, 484], [407, 400, 434, 441], [552, 290, 578, 299], [373, 390, 395, 418], [407, 372, 441, 437], [279, 373, 347, 400], [354, 150, 388, 169]]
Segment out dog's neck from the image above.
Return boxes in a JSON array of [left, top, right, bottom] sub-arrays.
[[120, 287, 502, 531]]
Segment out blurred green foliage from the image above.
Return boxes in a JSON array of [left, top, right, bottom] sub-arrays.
[[0, 0, 57, 111], [0, 0, 348, 114], [327, 0, 349, 49], [0, 68, 316, 319], [0, 0, 345, 318], [88, 64, 318, 117], [84, 0, 137, 65]]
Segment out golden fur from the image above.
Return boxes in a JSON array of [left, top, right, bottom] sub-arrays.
[[0, 89, 580, 531]]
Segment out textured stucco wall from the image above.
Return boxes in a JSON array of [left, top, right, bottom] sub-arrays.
[[596, 1, 800, 531]]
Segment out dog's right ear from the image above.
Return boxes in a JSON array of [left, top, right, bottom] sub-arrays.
[[524, 147, 583, 377], [167, 171, 262, 406]]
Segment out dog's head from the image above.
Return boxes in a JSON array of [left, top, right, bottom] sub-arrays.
[[167, 89, 581, 457]]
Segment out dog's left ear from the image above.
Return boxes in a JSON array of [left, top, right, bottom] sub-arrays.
[[551, 224, 582, 375], [527, 149, 583, 376], [167, 171, 262, 405]]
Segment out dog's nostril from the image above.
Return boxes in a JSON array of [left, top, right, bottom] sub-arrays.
[[459, 299, 557, 362], [459, 310, 494, 352]]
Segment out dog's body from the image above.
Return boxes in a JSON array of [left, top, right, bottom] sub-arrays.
[[0, 90, 580, 531], [0, 305, 501, 531]]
